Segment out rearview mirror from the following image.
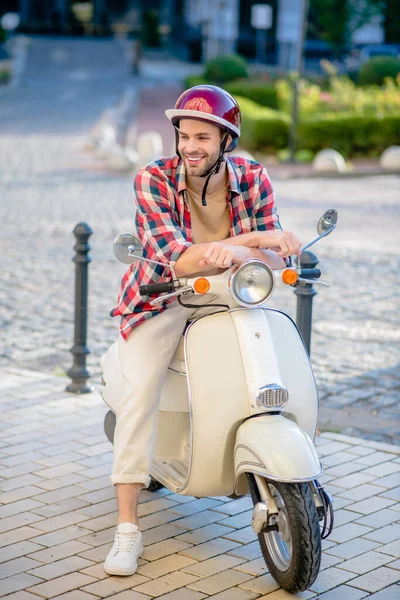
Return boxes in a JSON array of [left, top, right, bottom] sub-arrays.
[[113, 233, 143, 264]]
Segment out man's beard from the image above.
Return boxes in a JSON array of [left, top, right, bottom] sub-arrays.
[[184, 149, 220, 177]]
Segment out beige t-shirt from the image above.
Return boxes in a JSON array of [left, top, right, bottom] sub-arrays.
[[186, 173, 230, 244]]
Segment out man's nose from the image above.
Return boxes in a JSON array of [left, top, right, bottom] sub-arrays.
[[185, 138, 199, 154]]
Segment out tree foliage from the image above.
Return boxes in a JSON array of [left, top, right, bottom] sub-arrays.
[[308, 0, 383, 51]]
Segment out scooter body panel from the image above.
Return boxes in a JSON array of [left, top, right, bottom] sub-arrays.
[[234, 415, 322, 493]]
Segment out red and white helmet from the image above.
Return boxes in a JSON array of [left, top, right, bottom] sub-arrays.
[[165, 85, 241, 151]]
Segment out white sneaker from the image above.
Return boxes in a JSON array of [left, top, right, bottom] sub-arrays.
[[104, 522, 143, 576]]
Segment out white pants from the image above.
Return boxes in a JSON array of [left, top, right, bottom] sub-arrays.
[[111, 295, 223, 487]]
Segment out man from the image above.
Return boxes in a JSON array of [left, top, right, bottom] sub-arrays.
[[104, 85, 301, 576]]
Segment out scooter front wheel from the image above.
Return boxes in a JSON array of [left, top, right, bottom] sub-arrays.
[[247, 473, 321, 593]]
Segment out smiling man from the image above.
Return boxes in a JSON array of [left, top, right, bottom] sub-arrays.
[[105, 85, 301, 576]]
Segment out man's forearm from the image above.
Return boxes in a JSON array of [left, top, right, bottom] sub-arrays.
[[174, 232, 276, 277]]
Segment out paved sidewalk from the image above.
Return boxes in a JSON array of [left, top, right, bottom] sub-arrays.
[[0, 368, 399, 599]]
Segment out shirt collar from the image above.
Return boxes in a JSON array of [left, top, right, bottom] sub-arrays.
[[176, 155, 241, 198]]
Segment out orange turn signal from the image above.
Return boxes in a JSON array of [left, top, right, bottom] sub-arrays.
[[193, 277, 210, 294], [281, 268, 299, 285]]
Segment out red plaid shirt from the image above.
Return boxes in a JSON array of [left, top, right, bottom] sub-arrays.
[[111, 155, 282, 339]]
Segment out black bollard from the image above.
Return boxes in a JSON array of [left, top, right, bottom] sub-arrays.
[[294, 251, 318, 356], [66, 222, 95, 394]]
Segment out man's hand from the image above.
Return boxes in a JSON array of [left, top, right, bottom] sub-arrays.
[[254, 230, 302, 257], [199, 243, 253, 269]]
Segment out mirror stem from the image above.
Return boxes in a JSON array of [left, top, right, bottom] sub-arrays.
[[130, 253, 178, 282], [300, 224, 336, 254]]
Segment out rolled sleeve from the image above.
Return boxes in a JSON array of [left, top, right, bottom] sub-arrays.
[[134, 166, 192, 268], [252, 168, 281, 231]]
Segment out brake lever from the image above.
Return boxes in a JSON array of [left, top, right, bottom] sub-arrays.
[[149, 286, 193, 306], [297, 278, 330, 288]]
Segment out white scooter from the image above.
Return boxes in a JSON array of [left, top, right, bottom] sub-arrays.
[[101, 210, 337, 593]]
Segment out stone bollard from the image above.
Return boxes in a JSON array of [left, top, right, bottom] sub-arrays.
[[312, 149, 347, 173], [294, 251, 319, 356], [380, 146, 400, 171], [66, 223, 95, 394]]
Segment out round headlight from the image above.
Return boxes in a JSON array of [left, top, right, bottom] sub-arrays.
[[229, 259, 274, 307]]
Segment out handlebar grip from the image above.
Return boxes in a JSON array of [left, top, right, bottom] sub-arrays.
[[139, 282, 175, 296], [299, 268, 322, 279]]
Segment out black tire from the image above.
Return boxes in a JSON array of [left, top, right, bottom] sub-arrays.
[[147, 477, 165, 492], [247, 473, 321, 593], [104, 410, 116, 445]]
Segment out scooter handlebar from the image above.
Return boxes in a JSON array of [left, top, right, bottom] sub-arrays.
[[139, 282, 175, 296], [298, 268, 321, 279]]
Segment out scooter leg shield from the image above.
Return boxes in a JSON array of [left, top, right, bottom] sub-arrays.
[[234, 415, 322, 494]]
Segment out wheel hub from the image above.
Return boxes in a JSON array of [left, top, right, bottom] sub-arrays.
[[276, 509, 291, 544]]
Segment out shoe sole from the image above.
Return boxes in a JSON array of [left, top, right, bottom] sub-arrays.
[[104, 564, 138, 576], [103, 544, 143, 577]]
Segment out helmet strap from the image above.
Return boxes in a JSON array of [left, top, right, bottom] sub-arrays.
[[200, 131, 229, 207]]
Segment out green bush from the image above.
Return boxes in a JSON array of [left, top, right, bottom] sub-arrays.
[[225, 81, 278, 109], [204, 54, 248, 83], [237, 97, 289, 151], [298, 113, 400, 157], [358, 56, 400, 86]]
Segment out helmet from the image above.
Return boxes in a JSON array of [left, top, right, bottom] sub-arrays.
[[165, 85, 241, 151]]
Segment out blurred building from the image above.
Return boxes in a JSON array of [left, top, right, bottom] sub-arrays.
[[0, 0, 387, 67]]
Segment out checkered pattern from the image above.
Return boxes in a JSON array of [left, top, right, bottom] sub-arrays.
[[111, 155, 282, 339]]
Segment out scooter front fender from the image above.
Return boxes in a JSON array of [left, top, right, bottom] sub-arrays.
[[234, 415, 322, 494]]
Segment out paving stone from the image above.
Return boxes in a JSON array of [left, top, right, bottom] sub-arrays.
[[167, 498, 221, 517], [320, 552, 344, 571], [333, 473, 377, 489], [0, 573, 45, 596], [188, 568, 253, 594], [329, 523, 374, 543], [183, 554, 244, 577], [355, 508, 399, 528], [233, 557, 268, 576], [222, 525, 256, 544], [51, 592, 100, 600], [76, 542, 113, 563], [325, 538, 381, 559], [77, 498, 117, 518], [0, 592, 45, 600], [144, 590, 206, 600], [179, 537, 241, 561], [379, 486, 400, 501], [309, 566, 357, 594], [349, 566, 400, 592], [142, 539, 193, 562], [137, 554, 197, 579], [31, 525, 93, 548], [364, 524, 400, 544], [333, 509, 361, 527], [0, 526, 44, 548], [228, 541, 262, 561], [259, 590, 316, 599], [0, 485, 45, 504], [27, 555, 95, 580], [145, 524, 191, 547], [76, 526, 116, 547], [0, 541, 45, 564], [0, 499, 45, 519], [172, 509, 229, 531], [356, 451, 397, 466], [216, 510, 253, 530], [321, 450, 360, 467], [366, 585, 400, 599], [376, 539, 400, 557], [28, 540, 93, 564], [371, 473, 400, 489], [361, 461, 400, 477], [238, 572, 280, 595], [338, 484, 384, 502], [338, 550, 395, 575], [80, 573, 150, 597], [350, 496, 397, 515], [0, 556, 43, 579], [133, 571, 200, 597], [175, 523, 232, 545], [318, 584, 368, 599], [30, 497, 91, 518], [27, 572, 97, 598], [32, 473, 88, 492]]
